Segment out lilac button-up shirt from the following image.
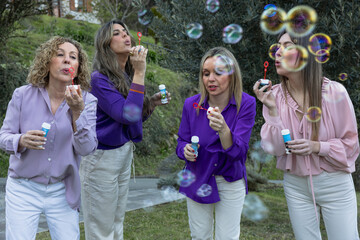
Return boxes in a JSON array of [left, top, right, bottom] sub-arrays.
[[176, 93, 256, 204], [0, 85, 98, 210]]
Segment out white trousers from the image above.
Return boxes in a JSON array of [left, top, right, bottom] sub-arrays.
[[5, 177, 79, 240], [283, 171, 359, 240], [80, 141, 133, 240], [186, 176, 246, 240]]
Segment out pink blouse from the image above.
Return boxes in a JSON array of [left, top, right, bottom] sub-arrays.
[[261, 78, 359, 176]]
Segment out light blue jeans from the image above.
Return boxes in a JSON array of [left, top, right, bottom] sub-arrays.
[[79, 141, 134, 240], [5, 177, 79, 240]]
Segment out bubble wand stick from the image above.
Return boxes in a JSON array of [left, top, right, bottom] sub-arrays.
[[263, 61, 269, 79], [193, 102, 207, 111], [69, 67, 75, 85], [137, 32, 142, 46]]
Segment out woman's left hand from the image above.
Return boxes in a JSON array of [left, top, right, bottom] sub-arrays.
[[286, 139, 320, 156], [65, 85, 84, 115], [207, 107, 228, 133], [150, 91, 171, 107]]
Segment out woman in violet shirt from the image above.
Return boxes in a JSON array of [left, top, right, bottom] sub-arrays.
[[176, 47, 256, 240], [0, 36, 98, 239], [253, 31, 359, 239], [79, 20, 170, 240]]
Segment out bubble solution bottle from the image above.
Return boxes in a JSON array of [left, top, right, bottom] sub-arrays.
[[191, 136, 199, 157], [158, 84, 168, 104], [41, 122, 51, 137], [281, 129, 291, 154]]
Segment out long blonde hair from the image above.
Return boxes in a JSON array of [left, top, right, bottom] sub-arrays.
[[27, 36, 91, 90], [197, 47, 243, 114], [278, 31, 323, 140]]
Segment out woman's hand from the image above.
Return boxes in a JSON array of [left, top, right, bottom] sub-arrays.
[[65, 85, 84, 117], [286, 139, 320, 156], [207, 107, 229, 134], [183, 143, 199, 162], [253, 80, 277, 110], [150, 91, 172, 107], [130, 45, 148, 76], [19, 130, 47, 150]]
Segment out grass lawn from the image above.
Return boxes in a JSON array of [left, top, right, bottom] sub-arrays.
[[36, 184, 360, 240]]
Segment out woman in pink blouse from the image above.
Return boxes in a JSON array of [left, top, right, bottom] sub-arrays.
[[253, 31, 359, 240]]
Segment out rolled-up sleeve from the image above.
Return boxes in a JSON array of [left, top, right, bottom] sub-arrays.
[[73, 92, 98, 156]]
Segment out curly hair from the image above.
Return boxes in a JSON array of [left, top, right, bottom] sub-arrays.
[[27, 36, 91, 91]]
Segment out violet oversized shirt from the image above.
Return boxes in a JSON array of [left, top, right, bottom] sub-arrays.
[[90, 71, 148, 149], [0, 85, 98, 210], [176, 93, 256, 204]]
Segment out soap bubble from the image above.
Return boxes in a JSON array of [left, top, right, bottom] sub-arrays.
[[314, 49, 330, 64], [123, 103, 142, 122], [142, 199, 154, 212], [286, 5, 317, 37], [338, 73, 348, 81], [264, 4, 277, 15], [177, 169, 196, 187], [305, 106, 322, 122], [206, 0, 220, 13], [138, 9, 153, 25], [196, 184, 212, 197], [308, 33, 332, 55], [186, 23, 203, 39], [269, 43, 280, 60], [214, 54, 234, 75], [260, 7, 286, 35], [242, 194, 269, 222], [281, 45, 308, 72], [251, 141, 273, 164], [222, 24, 243, 44]]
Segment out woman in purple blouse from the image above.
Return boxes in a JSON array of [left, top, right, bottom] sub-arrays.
[[79, 20, 170, 240], [176, 47, 256, 239], [0, 36, 98, 239]]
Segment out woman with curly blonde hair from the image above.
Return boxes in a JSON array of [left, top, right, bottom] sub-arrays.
[[0, 36, 98, 239]]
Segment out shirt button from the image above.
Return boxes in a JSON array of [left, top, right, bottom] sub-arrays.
[[51, 121, 54, 124], [214, 163, 217, 167], [48, 158, 51, 161], [50, 140, 53, 143], [212, 174, 215, 176], [216, 132, 219, 135]]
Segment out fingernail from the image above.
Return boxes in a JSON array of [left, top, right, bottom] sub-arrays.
[[192, 150, 194, 152], [194, 154, 196, 157], [194, 159, 196, 162]]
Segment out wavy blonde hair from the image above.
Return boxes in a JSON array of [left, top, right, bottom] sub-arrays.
[[197, 47, 243, 114], [27, 36, 91, 90]]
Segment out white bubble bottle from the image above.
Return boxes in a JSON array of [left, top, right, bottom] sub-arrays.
[[159, 84, 168, 104]]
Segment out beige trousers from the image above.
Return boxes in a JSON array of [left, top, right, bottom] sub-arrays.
[[186, 176, 246, 240], [284, 171, 359, 240], [79, 141, 133, 240]]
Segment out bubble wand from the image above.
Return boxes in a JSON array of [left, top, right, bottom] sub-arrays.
[[69, 67, 75, 85], [193, 102, 207, 111], [263, 61, 269, 80], [137, 32, 142, 46]]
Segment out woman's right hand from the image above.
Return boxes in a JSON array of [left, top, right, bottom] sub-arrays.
[[18, 130, 47, 151], [129, 45, 148, 75], [253, 80, 277, 110], [183, 143, 198, 162]]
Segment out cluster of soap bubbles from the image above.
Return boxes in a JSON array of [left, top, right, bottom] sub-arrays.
[[123, 103, 142, 122], [261, 5, 317, 37], [185, 1, 242, 44], [262, 4, 341, 74], [242, 194, 269, 222]]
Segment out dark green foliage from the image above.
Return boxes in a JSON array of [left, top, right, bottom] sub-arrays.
[[150, 0, 360, 189]]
